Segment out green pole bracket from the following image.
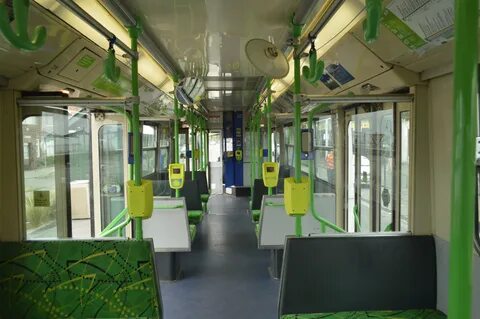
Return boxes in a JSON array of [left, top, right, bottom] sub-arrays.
[[0, 0, 47, 51], [448, 0, 478, 315], [363, 0, 382, 43], [302, 37, 324, 85], [104, 37, 121, 82]]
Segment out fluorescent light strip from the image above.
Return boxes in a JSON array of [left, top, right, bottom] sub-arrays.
[[35, 0, 173, 94]]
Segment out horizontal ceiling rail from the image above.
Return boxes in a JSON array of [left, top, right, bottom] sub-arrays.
[[99, 0, 183, 78], [56, 0, 137, 59], [17, 96, 137, 108]]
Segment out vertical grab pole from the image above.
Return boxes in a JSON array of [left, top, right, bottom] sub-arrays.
[[293, 20, 303, 237], [250, 119, 255, 203], [191, 112, 196, 180], [257, 110, 263, 179], [173, 79, 180, 198], [448, 0, 478, 316], [128, 23, 143, 240], [266, 80, 273, 195]]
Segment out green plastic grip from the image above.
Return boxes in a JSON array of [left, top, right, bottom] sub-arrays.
[[104, 48, 120, 82], [302, 49, 324, 85], [0, 0, 46, 51], [363, 0, 382, 43]]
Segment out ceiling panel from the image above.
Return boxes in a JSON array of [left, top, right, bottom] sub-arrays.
[[118, 0, 301, 78]]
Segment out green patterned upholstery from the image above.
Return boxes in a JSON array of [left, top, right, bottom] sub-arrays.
[[188, 210, 203, 224], [281, 309, 446, 319], [201, 194, 210, 203], [252, 209, 261, 223], [0, 240, 162, 318], [189, 224, 197, 241]]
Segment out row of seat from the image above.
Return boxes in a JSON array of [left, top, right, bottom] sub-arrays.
[[145, 170, 210, 240], [278, 234, 447, 318]]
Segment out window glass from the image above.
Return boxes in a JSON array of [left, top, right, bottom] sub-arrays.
[[99, 124, 124, 229], [313, 115, 335, 191], [142, 125, 157, 176], [400, 111, 410, 231], [23, 111, 92, 239]]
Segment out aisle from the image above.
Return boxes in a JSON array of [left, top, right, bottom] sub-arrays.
[[160, 194, 279, 319]]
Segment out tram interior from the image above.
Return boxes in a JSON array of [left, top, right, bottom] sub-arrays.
[[0, 0, 479, 318]]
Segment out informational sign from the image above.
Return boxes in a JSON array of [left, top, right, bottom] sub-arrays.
[[382, 0, 455, 51], [33, 191, 50, 207]]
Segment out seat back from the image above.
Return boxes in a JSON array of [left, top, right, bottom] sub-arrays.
[[0, 239, 162, 318], [279, 234, 437, 315], [252, 179, 275, 210], [185, 171, 209, 194], [174, 179, 202, 211]]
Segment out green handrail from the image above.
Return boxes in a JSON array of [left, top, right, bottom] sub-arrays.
[[448, 0, 478, 315], [302, 41, 324, 85], [100, 207, 128, 236], [353, 205, 362, 232], [292, 19, 303, 237], [266, 80, 273, 195], [0, 0, 47, 51], [104, 44, 120, 82], [173, 79, 181, 198], [128, 23, 143, 240], [154, 204, 184, 209], [307, 104, 346, 234], [99, 216, 132, 238], [364, 0, 382, 43]]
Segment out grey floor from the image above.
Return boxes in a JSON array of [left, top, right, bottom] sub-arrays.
[[160, 194, 279, 319]]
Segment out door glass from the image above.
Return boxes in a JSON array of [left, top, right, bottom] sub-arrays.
[[347, 107, 396, 232], [379, 112, 394, 231], [179, 132, 187, 168], [99, 124, 124, 229], [23, 115, 60, 238], [400, 111, 410, 231], [23, 109, 92, 239]]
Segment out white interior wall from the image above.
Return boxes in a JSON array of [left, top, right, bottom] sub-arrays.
[[426, 73, 480, 317]]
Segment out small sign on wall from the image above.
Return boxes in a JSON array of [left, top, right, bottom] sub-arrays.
[[34, 191, 50, 207]]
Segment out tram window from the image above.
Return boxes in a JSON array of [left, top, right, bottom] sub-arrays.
[[23, 111, 93, 239], [99, 124, 125, 229], [313, 115, 335, 190], [142, 125, 157, 176], [346, 107, 398, 232], [158, 125, 170, 170], [399, 111, 410, 231]]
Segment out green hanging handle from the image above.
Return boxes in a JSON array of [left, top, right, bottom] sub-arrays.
[[302, 37, 324, 85], [363, 0, 382, 43], [0, 0, 47, 51], [104, 37, 121, 82]]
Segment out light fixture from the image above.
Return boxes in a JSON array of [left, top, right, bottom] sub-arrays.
[[35, 0, 173, 95]]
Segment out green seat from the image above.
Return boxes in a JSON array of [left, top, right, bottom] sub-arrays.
[[252, 209, 261, 223], [255, 223, 260, 239], [188, 210, 203, 224], [201, 193, 209, 203], [189, 224, 197, 241], [281, 309, 446, 319]]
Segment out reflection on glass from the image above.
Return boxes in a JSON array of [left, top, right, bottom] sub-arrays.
[[23, 115, 58, 238], [313, 115, 335, 190], [347, 109, 394, 232], [400, 112, 410, 231], [142, 125, 157, 176], [209, 132, 222, 162], [179, 133, 187, 167], [99, 124, 124, 229], [23, 111, 92, 239]]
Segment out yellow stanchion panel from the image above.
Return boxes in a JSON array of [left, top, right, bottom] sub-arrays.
[[169, 163, 185, 189], [284, 176, 310, 216], [262, 162, 279, 188], [127, 179, 153, 218]]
